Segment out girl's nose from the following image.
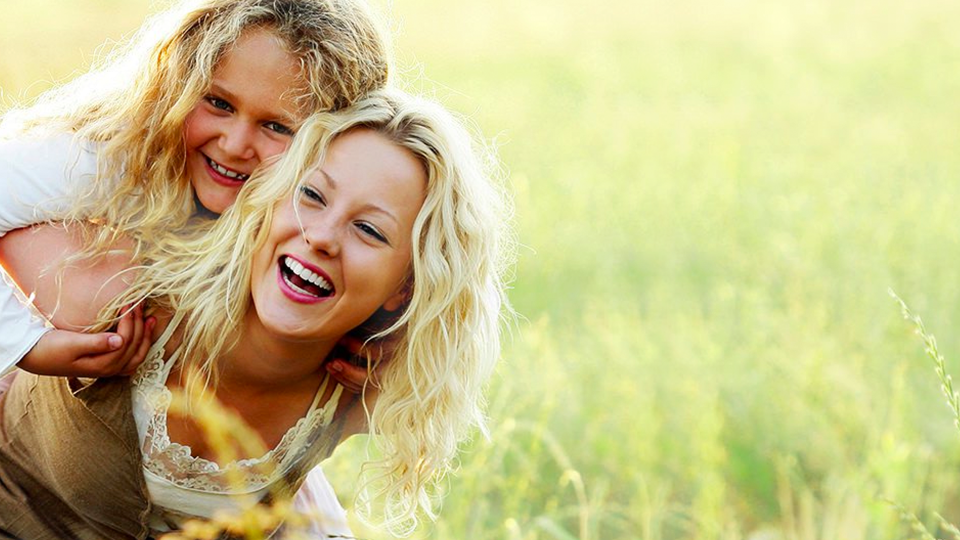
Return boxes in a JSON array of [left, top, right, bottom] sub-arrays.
[[219, 122, 257, 161]]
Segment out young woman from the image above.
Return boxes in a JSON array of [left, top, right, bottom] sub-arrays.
[[0, 0, 389, 383], [0, 89, 514, 537]]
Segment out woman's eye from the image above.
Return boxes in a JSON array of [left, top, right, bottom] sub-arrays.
[[265, 121, 294, 136], [356, 222, 388, 243], [299, 185, 325, 205], [206, 96, 233, 112]]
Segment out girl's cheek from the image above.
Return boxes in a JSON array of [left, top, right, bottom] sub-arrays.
[[269, 138, 294, 161]]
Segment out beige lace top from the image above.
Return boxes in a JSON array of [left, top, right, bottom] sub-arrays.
[[131, 313, 344, 530]]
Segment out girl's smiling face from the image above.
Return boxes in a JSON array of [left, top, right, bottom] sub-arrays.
[[184, 28, 304, 215], [249, 128, 427, 344]]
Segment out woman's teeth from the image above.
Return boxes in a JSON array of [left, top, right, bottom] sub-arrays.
[[283, 257, 332, 297], [206, 156, 249, 181]]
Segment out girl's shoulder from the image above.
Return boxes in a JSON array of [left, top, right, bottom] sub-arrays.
[[0, 130, 103, 195], [0, 129, 98, 159]]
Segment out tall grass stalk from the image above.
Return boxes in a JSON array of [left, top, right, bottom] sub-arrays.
[[936, 514, 960, 540], [884, 499, 939, 540], [890, 290, 960, 435], [889, 291, 960, 540]]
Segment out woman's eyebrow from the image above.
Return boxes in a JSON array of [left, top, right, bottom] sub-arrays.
[[318, 168, 339, 189], [318, 168, 399, 226], [363, 205, 399, 227]]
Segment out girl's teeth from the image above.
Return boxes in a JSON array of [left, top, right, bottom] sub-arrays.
[[207, 157, 249, 180]]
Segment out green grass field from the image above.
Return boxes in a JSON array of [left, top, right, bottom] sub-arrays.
[[3, 0, 960, 538]]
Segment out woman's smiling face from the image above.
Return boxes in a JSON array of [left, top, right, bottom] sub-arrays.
[[249, 128, 427, 343]]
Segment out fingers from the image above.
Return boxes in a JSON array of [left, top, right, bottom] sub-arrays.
[[328, 335, 380, 394], [326, 360, 369, 394], [19, 329, 124, 376], [16, 304, 155, 379], [339, 335, 393, 371], [326, 333, 399, 395], [119, 316, 156, 376], [114, 304, 145, 368], [72, 304, 153, 377], [79, 304, 138, 375]]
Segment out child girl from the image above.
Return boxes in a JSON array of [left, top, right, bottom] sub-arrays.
[[0, 89, 513, 537], [0, 0, 389, 386]]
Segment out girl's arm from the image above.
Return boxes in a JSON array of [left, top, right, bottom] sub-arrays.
[[0, 133, 149, 376], [0, 222, 153, 377]]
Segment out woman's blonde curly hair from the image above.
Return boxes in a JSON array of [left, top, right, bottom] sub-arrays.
[[105, 88, 515, 534]]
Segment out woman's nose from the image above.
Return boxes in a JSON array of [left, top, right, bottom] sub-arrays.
[[302, 219, 342, 258]]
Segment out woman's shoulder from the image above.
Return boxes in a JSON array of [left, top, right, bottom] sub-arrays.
[[147, 310, 184, 356]]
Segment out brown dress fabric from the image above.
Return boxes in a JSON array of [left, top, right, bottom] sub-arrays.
[[0, 370, 350, 540], [0, 373, 150, 539]]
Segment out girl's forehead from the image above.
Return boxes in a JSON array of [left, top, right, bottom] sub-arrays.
[[219, 28, 310, 101], [215, 28, 300, 78], [210, 28, 308, 118]]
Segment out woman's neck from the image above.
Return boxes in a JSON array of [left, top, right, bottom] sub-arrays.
[[216, 308, 337, 392]]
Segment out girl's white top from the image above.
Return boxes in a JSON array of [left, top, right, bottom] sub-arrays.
[[131, 313, 352, 536], [0, 132, 98, 374]]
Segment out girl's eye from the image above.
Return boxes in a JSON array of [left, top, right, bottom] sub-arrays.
[[265, 121, 294, 136], [356, 222, 388, 244], [206, 96, 233, 112], [299, 185, 325, 205]]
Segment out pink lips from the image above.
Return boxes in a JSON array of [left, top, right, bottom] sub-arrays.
[[276, 255, 333, 304], [203, 155, 247, 188]]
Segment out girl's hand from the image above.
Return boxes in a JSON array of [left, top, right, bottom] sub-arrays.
[[18, 304, 155, 378], [325, 335, 393, 394]]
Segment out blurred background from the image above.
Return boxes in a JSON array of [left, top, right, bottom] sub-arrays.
[[3, 0, 960, 538]]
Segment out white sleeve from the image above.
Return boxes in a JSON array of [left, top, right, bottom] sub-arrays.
[[0, 133, 100, 375], [292, 465, 354, 538]]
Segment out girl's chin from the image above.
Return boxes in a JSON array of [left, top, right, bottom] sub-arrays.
[[193, 185, 235, 215]]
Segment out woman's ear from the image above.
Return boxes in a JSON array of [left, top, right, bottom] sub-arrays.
[[382, 281, 411, 312]]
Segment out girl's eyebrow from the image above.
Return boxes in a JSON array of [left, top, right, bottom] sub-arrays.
[[209, 82, 300, 125], [209, 82, 238, 102]]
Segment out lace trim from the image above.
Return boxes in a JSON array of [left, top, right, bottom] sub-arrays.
[[132, 333, 341, 493]]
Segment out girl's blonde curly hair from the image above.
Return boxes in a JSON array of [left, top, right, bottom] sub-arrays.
[[3, 0, 389, 253]]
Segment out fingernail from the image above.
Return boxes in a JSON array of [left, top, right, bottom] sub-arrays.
[[331, 361, 343, 373], [108, 335, 123, 349]]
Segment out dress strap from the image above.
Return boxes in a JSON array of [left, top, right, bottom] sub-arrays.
[[305, 373, 344, 424], [155, 311, 186, 349], [151, 311, 186, 378], [267, 375, 348, 497], [308, 373, 331, 412], [324, 384, 344, 423]]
